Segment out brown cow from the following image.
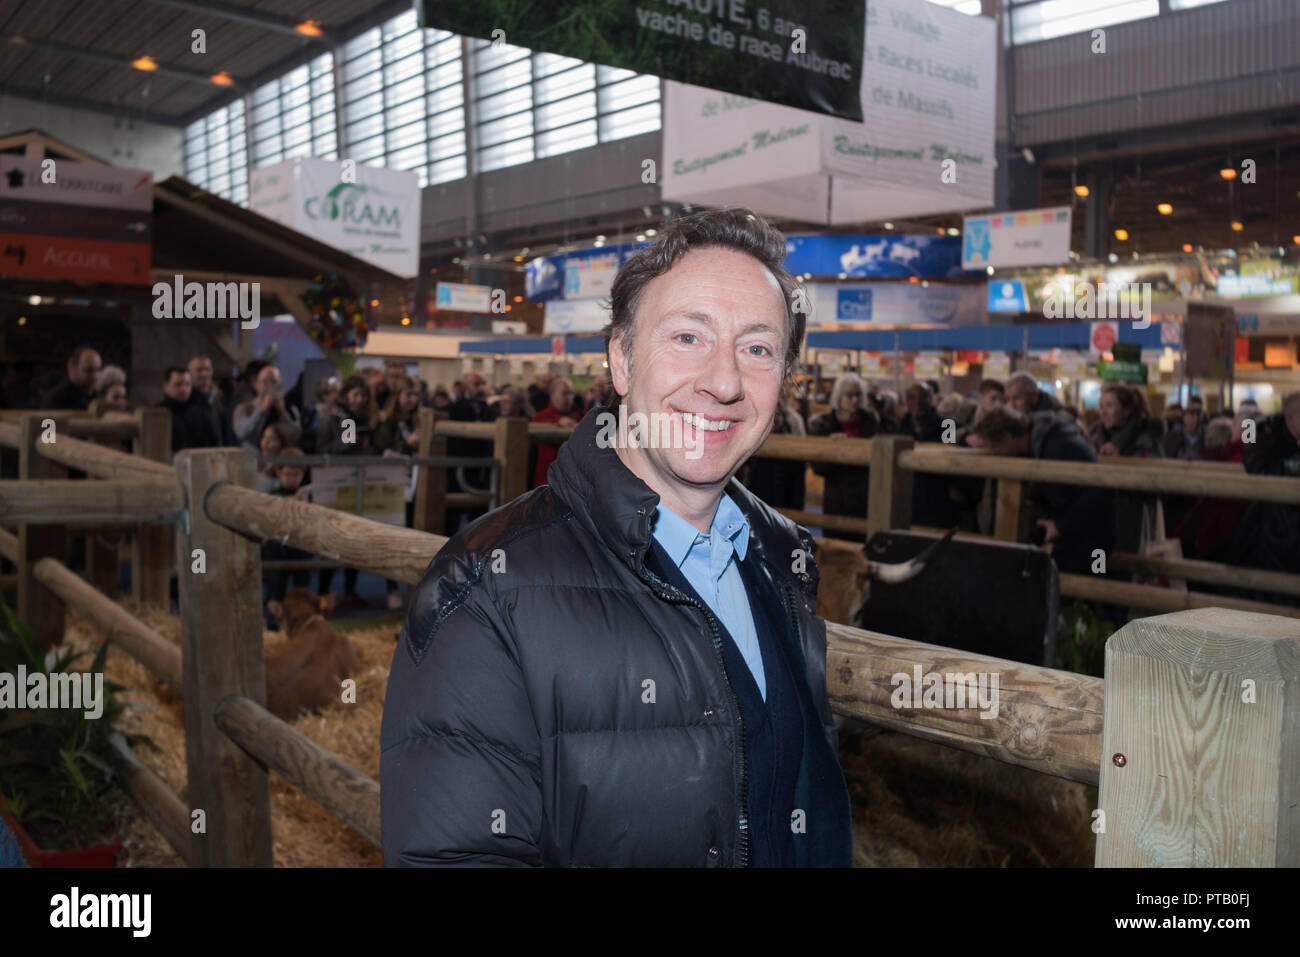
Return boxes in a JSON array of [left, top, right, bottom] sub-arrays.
[[265, 589, 360, 722]]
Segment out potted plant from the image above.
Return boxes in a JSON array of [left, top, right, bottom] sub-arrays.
[[0, 602, 151, 867]]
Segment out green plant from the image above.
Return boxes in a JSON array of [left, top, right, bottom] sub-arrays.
[[0, 603, 153, 850], [1054, 600, 1114, 678]]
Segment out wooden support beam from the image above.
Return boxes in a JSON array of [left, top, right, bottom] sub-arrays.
[[867, 434, 914, 538], [132, 407, 173, 608], [1096, 608, 1300, 866], [34, 557, 182, 691], [0, 527, 16, 563], [38, 431, 175, 481], [112, 738, 192, 864], [17, 415, 66, 648], [1060, 573, 1300, 619], [174, 448, 273, 867], [205, 483, 446, 586], [778, 509, 870, 536], [412, 408, 446, 535], [64, 418, 140, 442], [825, 620, 1105, 785], [1110, 552, 1300, 599], [0, 480, 182, 523], [993, 478, 1026, 543], [213, 694, 381, 849], [494, 415, 530, 505]]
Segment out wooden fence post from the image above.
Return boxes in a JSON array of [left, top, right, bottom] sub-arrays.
[[413, 407, 446, 534], [494, 415, 530, 505], [1096, 608, 1300, 867], [132, 406, 172, 607], [994, 478, 1026, 542], [866, 434, 913, 539], [174, 448, 273, 867], [17, 414, 66, 648], [83, 434, 123, 597]]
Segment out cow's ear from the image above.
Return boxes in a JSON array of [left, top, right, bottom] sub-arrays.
[[267, 601, 283, 625], [319, 592, 336, 615]]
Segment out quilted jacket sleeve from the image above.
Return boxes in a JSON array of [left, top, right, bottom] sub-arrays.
[[380, 571, 542, 867]]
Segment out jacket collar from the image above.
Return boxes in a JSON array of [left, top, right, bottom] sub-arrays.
[[547, 409, 816, 601]]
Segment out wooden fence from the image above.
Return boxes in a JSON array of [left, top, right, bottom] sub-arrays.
[[1, 409, 1297, 867]]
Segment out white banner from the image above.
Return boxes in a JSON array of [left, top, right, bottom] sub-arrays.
[[0, 157, 153, 210], [563, 251, 623, 299], [962, 206, 1072, 270], [249, 158, 420, 277], [309, 464, 408, 526], [661, 0, 995, 224], [807, 281, 986, 325], [436, 282, 492, 313], [544, 297, 610, 334]]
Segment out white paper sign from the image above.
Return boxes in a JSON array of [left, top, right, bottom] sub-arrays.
[[984, 354, 1010, 376], [437, 282, 492, 313], [544, 297, 610, 334], [0, 157, 153, 211], [914, 353, 942, 377], [962, 206, 1072, 270], [249, 158, 420, 276], [309, 464, 409, 526], [1058, 351, 1086, 376]]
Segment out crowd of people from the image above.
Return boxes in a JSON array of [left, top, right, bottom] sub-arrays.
[[758, 370, 1299, 591], [15, 344, 1299, 608]]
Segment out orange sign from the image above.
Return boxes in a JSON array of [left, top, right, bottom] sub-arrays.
[[0, 232, 150, 284]]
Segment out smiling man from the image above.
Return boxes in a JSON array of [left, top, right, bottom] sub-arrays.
[[381, 208, 852, 867]]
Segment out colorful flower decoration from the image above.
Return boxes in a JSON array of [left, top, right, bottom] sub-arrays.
[[302, 273, 373, 350]]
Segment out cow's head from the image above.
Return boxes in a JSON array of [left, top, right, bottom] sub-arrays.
[[850, 528, 956, 627]]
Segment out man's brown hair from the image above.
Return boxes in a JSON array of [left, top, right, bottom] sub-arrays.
[[971, 406, 1030, 444]]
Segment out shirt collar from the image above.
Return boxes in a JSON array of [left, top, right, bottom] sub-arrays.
[[652, 493, 750, 569]]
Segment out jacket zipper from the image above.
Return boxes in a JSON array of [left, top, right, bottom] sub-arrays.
[[636, 564, 751, 869]]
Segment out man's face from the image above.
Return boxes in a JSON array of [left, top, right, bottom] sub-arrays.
[[104, 383, 129, 410], [386, 365, 405, 391], [550, 379, 576, 414], [977, 390, 1004, 414], [257, 366, 281, 396], [464, 374, 486, 399], [70, 350, 102, 390], [1007, 384, 1038, 415], [164, 371, 192, 403], [189, 358, 213, 392], [1184, 407, 1203, 434], [609, 246, 787, 500]]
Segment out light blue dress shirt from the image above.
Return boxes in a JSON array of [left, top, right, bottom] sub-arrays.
[[652, 495, 765, 700]]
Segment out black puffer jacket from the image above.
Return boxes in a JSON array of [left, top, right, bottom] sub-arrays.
[[381, 409, 853, 867]]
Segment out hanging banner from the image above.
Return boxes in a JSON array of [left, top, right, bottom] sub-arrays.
[[249, 158, 419, 277], [544, 298, 610, 334], [436, 282, 493, 313], [786, 233, 971, 279], [987, 279, 1029, 312], [417, 0, 865, 121], [0, 157, 152, 284], [1184, 303, 1235, 379], [564, 251, 621, 299], [962, 206, 1072, 270], [527, 243, 643, 303], [662, 0, 996, 224], [809, 281, 985, 325]]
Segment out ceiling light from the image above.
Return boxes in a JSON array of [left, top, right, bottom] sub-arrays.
[[1293, 235, 1300, 245], [1107, 253, 1118, 263], [513, 296, 522, 302], [1231, 221, 1244, 232], [131, 56, 158, 71], [946, 227, 959, 236], [1074, 185, 1089, 197], [635, 234, 646, 242], [512, 255, 523, 261], [17, 316, 26, 325], [935, 227, 945, 235], [1157, 203, 1173, 215], [209, 71, 234, 86], [595, 234, 606, 242], [985, 266, 994, 276], [1114, 228, 1129, 241], [645, 229, 656, 237], [400, 316, 411, 326], [1182, 243, 1193, 253], [1219, 168, 1237, 180], [295, 20, 324, 37], [28, 295, 41, 305], [451, 257, 460, 264], [883, 222, 894, 230]]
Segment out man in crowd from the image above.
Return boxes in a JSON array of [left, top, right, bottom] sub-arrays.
[[531, 376, 583, 487], [40, 345, 102, 410], [375, 359, 407, 412], [1227, 390, 1300, 582], [187, 355, 230, 446], [974, 379, 1006, 422], [1005, 371, 1061, 417], [899, 383, 957, 528], [159, 366, 221, 452], [971, 406, 1114, 575], [383, 207, 852, 867], [1164, 395, 1206, 459], [232, 363, 301, 454], [444, 371, 497, 529]]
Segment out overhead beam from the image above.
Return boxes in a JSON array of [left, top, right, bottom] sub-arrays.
[[1, 33, 244, 92], [0, 83, 185, 127], [141, 0, 334, 43]]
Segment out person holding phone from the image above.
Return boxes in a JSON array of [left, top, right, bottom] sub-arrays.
[[233, 364, 302, 455]]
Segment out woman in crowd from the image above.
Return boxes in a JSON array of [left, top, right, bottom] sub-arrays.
[[374, 374, 422, 609], [254, 420, 296, 493], [90, 365, 130, 416], [1091, 384, 1164, 459], [807, 372, 879, 542]]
